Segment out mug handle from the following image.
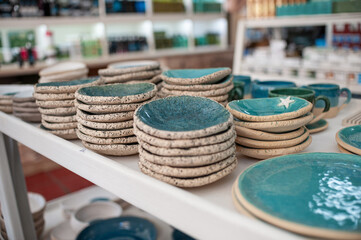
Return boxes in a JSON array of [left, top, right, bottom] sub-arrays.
[[338, 88, 352, 112], [309, 95, 330, 124]]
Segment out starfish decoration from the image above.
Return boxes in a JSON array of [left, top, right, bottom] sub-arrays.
[[278, 96, 295, 109]]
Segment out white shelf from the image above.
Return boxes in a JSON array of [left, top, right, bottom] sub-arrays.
[[0, 89, 360, 239]]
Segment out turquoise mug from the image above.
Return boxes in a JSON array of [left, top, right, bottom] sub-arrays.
[[252, 80, 296, 98], [233, 75, 252, 99], [304, 83, 351, 118]]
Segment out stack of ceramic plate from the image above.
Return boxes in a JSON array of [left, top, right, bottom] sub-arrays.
[[99, 60, 162, 88], [34, 77, 102, 140], [75, 82, 157, 156], [232, 152, 361, 240], [158, 68, 233, 105], [134, 95, 237, 188], [12, 90, 41, 122], [227, 96, 313, 160], [0, 90, 17, 113], [336, 125, 361, 155], [38, 62, 88, 83]]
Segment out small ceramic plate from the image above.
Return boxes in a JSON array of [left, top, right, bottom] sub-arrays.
[[236, 136, 312, 159], [38, 69, 88, 83], [235, 126, 305, 141], [134, 96, 233, 139], [161, 68, 231, 85], [41, 119, 77, 130], [41, 114, 76, 123], [35, 77, 102, 93], [76, 130, 137, 145], [38, 106, 76, 116], [77, 123, 134, 138], [36, 99, 74, 108], [33, 92, 75, 101], [76, 109, 134, 123], [0, 105, 13, 113], [101, 70, 161, 84], [13, 101, 37, 108], [75, 83, 157, 105], [227, 97, 312, 122], [13, 89, 35, 102], [235, 152, 361, 239], [100, 60, 160, 76], [14, 112, 41, 123], [306, 119, 328, 133], [163, 75, 233, 91], [231, 182, 255, 218], [76, 117, 133, 130], [161, 84, 233, 97], [81, 141, 138, 156], [39, 61, 86, 77], [336, 125, 361, 155], [337, 144, 354, 154], [234, 113, 314, 133], [13, 106, 39, 113], [76, 216, 157, 240], [40, 124, 77, 140]]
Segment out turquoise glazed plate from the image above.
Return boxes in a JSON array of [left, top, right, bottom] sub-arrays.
[[134, 96, 233, 139], [306, 119, 328, 134], [76, 216, 157, 240], [162, 75, 233, 91], [35, 77, 102, 93], [101, 60, 160, 76], [161, 68, 231, 85], [227, 97, 313, 122], [336, 125, 361, 155], [235, 152, 361, 239], [75, 82, 157, 104]]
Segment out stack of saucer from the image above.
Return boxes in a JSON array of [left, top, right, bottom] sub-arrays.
[[134, 95, 237, 188], [75, 82, 157, 156], [34, 77, 102, 139], [38, 62, 88, 83], [336, 125, 361, 155], [158, 68, 233, 105], [12, 90, 41, 122], [98, 60, 162, 88], [0, 91, 16, 113], [227, 96, 313, 159]]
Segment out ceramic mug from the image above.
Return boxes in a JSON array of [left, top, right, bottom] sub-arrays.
[[304, 83, 352, 118], [268, 87, 330, 124], [251, 80, 296, 98], [233, 75, 252, 99], [228, 79, 244, 101]]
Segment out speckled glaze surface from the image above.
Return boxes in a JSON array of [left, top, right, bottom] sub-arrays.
[[39, 62, 86, 77], [126, 75, 162, 84], [13, 112, 41, 122], [138, 135, 236, 156], [139, 159, 237, 187], [251, 80, 296, 98], [75, 83, 157, 104], [101, 70, 161, 84], [157, 89, 229, 102], [76, 116, 134, 130], [134, 96, 233, 139], [236, 136, 312, 159], [234, 113, 314, 133], [235, 126, 306, 141], [41, 120, 77, 130], [36, 99, 74, 108], [75, 98, 154, 114], [0, 105, 13, 113], [40, 124, 77, 139], [134, 125, 235, 148], [13, 101, 37, 108], [139, 154, 236, 178], [235, 129, 309, 149], [76, 130, 137, 145], [0, 99, 13, 105], [76, 109, 134, 123], [12, 106, 39, 113], [227, 97, 312, 122], [82, 141, 138, 156], [162, 75, 233, 91], [100, 61, 160, 76], [34, 92, 75, 101], [161, 68, 231, 85], [41, 114, 76, 123], [38, 106, 76, 116], [38, 69, 88, 83], [235, 152, 361, 239], [336, 125, 361, 155], [306, 119, 328, 134], [161, 84, 233, 97], [77, 123, 134, 138], [139, 145, 236, 167], [35, 77, 102, 93]]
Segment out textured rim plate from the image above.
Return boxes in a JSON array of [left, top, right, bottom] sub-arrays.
[[336, 125, 361, 155], [235, 152, 361, 239], [100, 60, 160, 75], [75, 83, 157, 104], [33, 92, 75, 101], [81, 141, 138, 156], [235, 126, 306, 141], [39, 62, 86, 77], [76, 117, 134, 130], [134, 96, 233, 139], [41, 114, 76, 123], [13, 89, 35, 102], [235, 128, 309, 149], [231, 182, 255, 218], [12, 106, 39, 113], [162, 75, 233, 91], [306, 119, 328, 134], [227, 97, 313, 122], [76, 109, 134, 123], [77, 123, 134, 138], [76, 130, 137, 145], [76, 216, 157, 240], [236, 136, 312, 159], [234, 113, 314, 133], [161, 68, 231, 85], [41, 120, 77, 130], [38, 107, 76, 116], [101, 70, 161, 84], [35, 77, 102, 93], [161, 84, 234, 97], [39, 124, 77, 140], [38, 69, 88, 83], [36, 99, 74, 108], [337, 144, 354, 154]]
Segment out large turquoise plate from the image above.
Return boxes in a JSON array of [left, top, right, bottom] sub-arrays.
[[336, 125, 361, 155], [161, 68, 231, 85], [134, 96, 233, 139], [235, 152, 361, 239], [227, 97, 313, 122]]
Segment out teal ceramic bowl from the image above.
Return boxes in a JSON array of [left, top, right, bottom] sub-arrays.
[[336, 125, 361, 154], [36, 77, 100, 87], [161, 68, 231, 85], [233, 75, 251, 96], [236, 152, 361, 239], [251, 80, 296, 98], [227, 96, 312, 122], [134, 96, 233, 139]]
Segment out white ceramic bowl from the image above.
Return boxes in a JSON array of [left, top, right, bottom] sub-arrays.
[[70, 201, 122, 234], [50, 221, 76, 240], [28, 192, 46, 220]]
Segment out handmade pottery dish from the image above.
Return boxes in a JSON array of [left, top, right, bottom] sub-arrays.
[[336, 125, 361, 155], [33, 92, 75, 101], [161, 83, 233, 97], [134, 96, 233, 139], [77, 124, 134, 138], [161, 68, 231, 85], [12, 106, 39, 113], [76, 216, 157, 240], [13, 101, 38, 108], [39, 62, 86, 77], [101, 60, 160, 75], [76, 130, 137, 145], [227, 97, 312, 122], [231, 183, 255, 218], [75, 82, 157, 104], [41, 120, 77, 130], [162, 75, 233, 91], [235, 152, 361, 239], [35, 77, 102, 94], [38, 69, 88, 83], [251, 80, 296, 98], [306, 119, 328, 133], [233, 75, 252, 99], [35, 99, 74, 108], [38, 106, 76, 116], [76, 109, 134, 123], [41, 114, 76, 123], [76, 117, 133, 130], [235, 126, 306, 141], [83, 141, 138, 156], [101, 70, 161, 84], [337, 144, 354, 154], [12, 89, 35, 102], [40, 124, 77, 139], [13, 112, 41, 122]]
